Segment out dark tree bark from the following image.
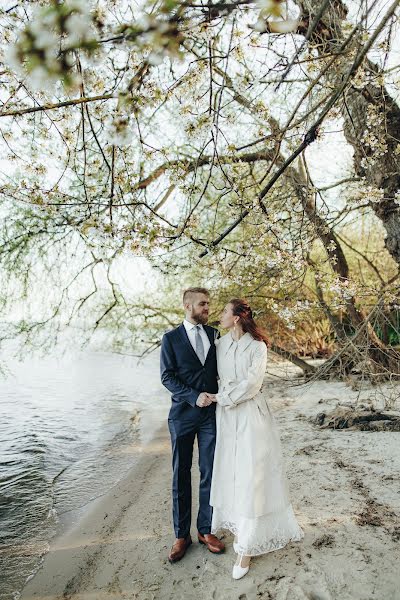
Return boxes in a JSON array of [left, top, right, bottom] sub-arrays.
[[295, 0, 400, 266]]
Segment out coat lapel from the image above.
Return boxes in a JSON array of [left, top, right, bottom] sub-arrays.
[[177, 323, 203, 364], [204, 325, 216, 346], [203, 325, 217, 364], [237, 332, 253, 353], [178, 323, 217, 365], [221, 331, 253, 355]]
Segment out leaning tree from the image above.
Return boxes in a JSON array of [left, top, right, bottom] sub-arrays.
[[1, 0, 399, 378]]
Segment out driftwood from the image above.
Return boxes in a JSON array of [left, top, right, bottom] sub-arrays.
[[315, 406, 400, 431], [270, 344, 317, 376]]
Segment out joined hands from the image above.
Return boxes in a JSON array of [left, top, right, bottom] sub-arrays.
[[196, 392, 217, 407]]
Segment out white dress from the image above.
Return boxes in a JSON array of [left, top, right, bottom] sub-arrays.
[[210, 331, 304, 556]]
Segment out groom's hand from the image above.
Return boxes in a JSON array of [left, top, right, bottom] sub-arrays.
[[196, 392, 214, 407], [205, 393, 217, 403]]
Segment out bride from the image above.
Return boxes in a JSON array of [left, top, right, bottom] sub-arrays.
[[209, 298, 304, 579]]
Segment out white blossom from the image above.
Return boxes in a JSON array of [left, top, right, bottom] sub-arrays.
[[29, 65, 58, 92], [29, 24, 58, 51], [148, 51, 164, 66], [67, 0, 92, 16], [4, 43, 24, 75], [108, 114, 133, 146], [65, 12, 93, 46]]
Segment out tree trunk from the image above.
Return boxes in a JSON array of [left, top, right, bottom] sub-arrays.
[[295, 0, 400, 267], [270, 343, 317, 375]]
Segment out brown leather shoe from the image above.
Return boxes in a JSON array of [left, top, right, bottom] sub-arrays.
[[168, 535, 192, 563], [197, 532, 225, 554]]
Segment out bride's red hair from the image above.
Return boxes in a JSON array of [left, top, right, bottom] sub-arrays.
[[229, 298, 270, 347]]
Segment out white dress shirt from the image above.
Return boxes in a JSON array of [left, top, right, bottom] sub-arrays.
[[183, 319, 211, 360]]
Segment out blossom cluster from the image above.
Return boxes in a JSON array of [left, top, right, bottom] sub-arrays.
[[106, 93, 136, 146], [117, 12, 184, 66], [360, 105, 388, 168], [253, 0, 299, 34], [6, 0, 184, 91], [107, 113, 133, 146], [351, 68, 373, 91], [351, 184, 384, 206], [79, 213, 173, 259], [6, 0, 96, 91], [319, 275, 358, 303], [268, 301, 298, 330]]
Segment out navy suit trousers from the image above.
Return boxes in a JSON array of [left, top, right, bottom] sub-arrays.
[[168, 410, 216, 538]]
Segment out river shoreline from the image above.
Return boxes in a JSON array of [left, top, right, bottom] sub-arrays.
[[20, 372, 400, 600], [0, 348, 169, 600]]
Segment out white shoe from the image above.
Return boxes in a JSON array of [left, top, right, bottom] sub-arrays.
[[232, 553, 250, 580]]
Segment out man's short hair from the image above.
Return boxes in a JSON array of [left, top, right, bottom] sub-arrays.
[[183, 287, 210, 304]]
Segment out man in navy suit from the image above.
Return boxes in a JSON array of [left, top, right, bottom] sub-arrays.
[[160, 287, 225, 563]]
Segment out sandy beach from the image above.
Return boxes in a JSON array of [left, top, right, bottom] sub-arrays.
[[21, 368, 400, 600]]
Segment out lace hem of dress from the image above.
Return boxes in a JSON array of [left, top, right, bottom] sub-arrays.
[[211, 506, 304, 557]]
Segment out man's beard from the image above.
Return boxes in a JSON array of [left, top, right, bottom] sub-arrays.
[[191, 311, 208, 325]]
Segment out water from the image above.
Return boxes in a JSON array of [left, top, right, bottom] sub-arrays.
[[0, 348, 168, 600]]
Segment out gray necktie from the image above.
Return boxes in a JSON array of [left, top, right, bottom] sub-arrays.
[[195, 325, 205, 364]]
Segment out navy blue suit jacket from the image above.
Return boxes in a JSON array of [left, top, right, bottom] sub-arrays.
[[160, 323, 219, 427]]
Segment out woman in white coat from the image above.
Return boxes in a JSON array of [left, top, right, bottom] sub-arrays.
[[210, 298, 304, 579]]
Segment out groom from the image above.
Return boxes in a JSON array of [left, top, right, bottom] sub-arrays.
[[160, 287, 225, 563]]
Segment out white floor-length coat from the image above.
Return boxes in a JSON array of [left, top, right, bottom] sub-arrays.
[[210, 331, 304, 556]]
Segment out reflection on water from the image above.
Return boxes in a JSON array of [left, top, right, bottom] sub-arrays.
[[0, 348, 167, 600]]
